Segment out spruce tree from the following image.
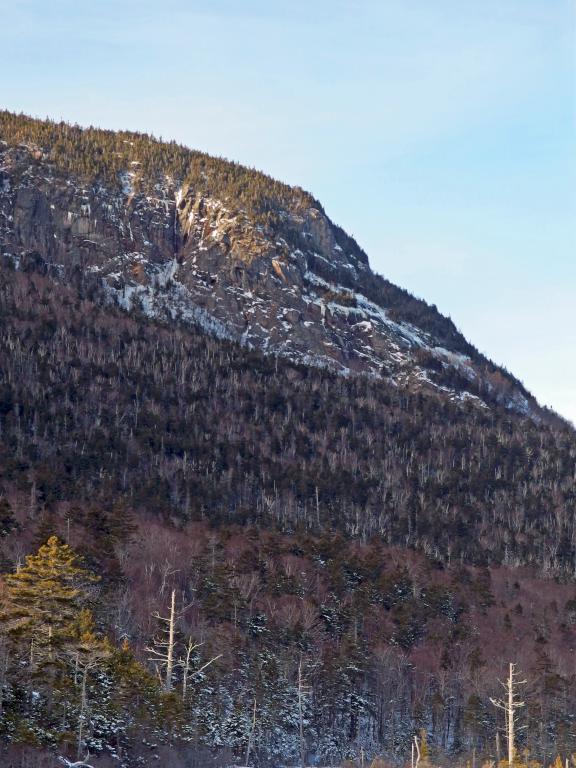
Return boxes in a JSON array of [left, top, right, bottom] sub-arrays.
[[0, 536, 99, 649]]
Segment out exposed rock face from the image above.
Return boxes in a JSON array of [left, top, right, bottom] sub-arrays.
[[0, 140, 540, 417]]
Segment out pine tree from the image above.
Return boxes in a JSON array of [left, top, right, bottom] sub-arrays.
[[0, 536, 99, 651], [108, 639, 173, 738]]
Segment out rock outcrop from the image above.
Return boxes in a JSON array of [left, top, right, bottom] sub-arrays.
[[0, 130, 541, 419]]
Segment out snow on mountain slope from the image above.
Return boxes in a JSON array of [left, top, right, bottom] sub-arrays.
[[0, 130, 542, 419]]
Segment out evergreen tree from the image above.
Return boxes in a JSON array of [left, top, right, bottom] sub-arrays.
[[0, 536, 99, 651]]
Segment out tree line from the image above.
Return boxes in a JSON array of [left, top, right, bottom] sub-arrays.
[[0, 110, 315, 225]]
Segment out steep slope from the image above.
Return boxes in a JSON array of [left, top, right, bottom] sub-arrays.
[[0, 262, 575, 766], [1, 111, 574, 568], [0, 112, 545, 419], [0, 265, 574, 571], [0, 112, 576, 767]]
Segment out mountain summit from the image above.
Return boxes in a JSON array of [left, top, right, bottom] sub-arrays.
[[0, 111, 544, 420]]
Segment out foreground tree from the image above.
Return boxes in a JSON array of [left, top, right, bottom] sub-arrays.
[[0, 536, 99, 657], [147, 589, 178, 693], [491, 663, 527, 767]]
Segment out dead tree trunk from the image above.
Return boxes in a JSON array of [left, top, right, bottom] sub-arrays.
[[490, 662, 526, 766], [146, 588, 178, 693], [165, 589, 175, 692]]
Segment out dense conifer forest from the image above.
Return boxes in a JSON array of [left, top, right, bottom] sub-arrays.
[[0, 266, 574, 571], [0, 112, 575, 767], [0, 262, 575, 767], [0, 110, 314, 224]]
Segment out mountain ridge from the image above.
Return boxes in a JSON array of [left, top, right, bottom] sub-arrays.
[[0, 110, 557, 426]]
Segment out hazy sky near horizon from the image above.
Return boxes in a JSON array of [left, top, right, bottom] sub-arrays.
[[2, 0, 575, 422]]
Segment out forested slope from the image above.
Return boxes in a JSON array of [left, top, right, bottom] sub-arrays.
[[0, 111, 549, 417], [0, 112, 575, 767], [0, 264, 574, 765], [0, 266, 574, 571]]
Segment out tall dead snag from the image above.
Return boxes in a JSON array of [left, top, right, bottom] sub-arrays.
[[490, 662, 526, 766], [148, 593, 222, 699], [411, 734, 420, 768], [147, 588, 177, 692], [411, 730, 428, 768]]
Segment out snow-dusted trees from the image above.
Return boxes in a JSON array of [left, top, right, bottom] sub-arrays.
[[147, 588, 221, 699], [63, 610, 112, 759], [0, 538, 188, 763]]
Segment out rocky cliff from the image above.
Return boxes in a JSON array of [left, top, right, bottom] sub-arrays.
[[0, 113, 543, 418]]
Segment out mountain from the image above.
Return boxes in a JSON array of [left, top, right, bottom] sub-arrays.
[[0, 111, 575, 767], [0, 111, 551, 421]]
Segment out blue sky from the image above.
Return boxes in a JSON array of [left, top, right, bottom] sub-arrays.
[[2, 0, 575, 422]]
